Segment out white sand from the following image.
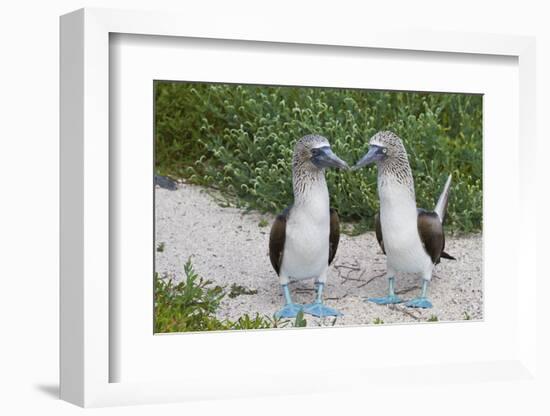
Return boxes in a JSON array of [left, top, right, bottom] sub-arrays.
[[155, 183, 483, 327]]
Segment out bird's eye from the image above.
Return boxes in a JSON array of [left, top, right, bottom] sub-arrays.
[[382, 148, 387, 154]]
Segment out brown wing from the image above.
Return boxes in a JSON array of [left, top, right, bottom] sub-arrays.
[[329, 208, 340, 265], [417, 210, 445, 264], [269, 207, 290, 275], [374, 212, 385, 254]]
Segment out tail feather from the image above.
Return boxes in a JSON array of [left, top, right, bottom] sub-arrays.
[[440, 251, 456, 261], [434, 174, 452, 223]]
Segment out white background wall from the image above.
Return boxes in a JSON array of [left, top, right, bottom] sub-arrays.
[[0, 1, 548, 414]]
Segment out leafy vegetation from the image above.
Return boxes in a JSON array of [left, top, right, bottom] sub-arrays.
[[258, 218, 269, 228], [293, 310, 307, 328], [155, 259, 303, 333], [228, 283, 258, 299], [155, 82, 482, 233]]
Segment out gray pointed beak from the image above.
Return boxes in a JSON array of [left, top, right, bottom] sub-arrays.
[[352, 145, 386, 170], [311, 146, 349, 170]]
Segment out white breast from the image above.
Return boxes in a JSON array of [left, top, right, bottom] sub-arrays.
[[379, 180, 431, 274], [281, 182, 330, 281]]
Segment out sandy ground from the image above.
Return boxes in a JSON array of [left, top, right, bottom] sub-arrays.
[[155, 183, 483, 327]]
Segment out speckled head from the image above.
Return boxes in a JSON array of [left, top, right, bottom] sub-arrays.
[[353, 131, 408, 169], [293, 135, 349, 171]]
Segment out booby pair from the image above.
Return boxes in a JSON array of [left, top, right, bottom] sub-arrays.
[[269, 135, 348, 318], [354, 131, 455, 308]]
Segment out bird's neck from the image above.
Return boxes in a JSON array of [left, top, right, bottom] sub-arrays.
[[292, 167, 329, 209], [378, 159, 416, 202]]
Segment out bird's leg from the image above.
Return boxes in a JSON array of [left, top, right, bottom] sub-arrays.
[[314, 282, 323, 303], [274, 284, 303, 319], [366, 276, 403, 305], [405, 279, 433, 309], [303, 282, 342, 317]]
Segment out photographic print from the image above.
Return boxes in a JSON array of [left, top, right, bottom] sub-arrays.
[[154, 82, 482, 333]]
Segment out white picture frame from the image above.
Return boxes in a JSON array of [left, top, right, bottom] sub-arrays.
[[60, 7, 538, 408]]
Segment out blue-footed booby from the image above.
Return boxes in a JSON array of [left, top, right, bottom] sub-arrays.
[[354, 131, 455, 309], [269, 135, 348, 318]]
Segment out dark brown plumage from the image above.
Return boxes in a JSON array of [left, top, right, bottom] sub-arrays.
[[374, 209, 455, 265], [269, 207, 289, 276], [417, 209, 446, 264], [328, 208, 340, 265], [374, 212, 385, 255], [269, 207, 341, 276]]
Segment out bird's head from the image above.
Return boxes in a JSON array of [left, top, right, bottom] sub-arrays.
[[353, 131, 407, 170], [293, 135, 349, 171]]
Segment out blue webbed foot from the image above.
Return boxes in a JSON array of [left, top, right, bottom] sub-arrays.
[[275, 303, 303, 319], [303, 301, 342, 317], [405, 297, 433, 309], [367, 295, 403, 305]]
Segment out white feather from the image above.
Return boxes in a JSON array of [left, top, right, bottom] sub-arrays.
[[379, 179, 433, 278], [280, 180, 330, 282], [434, 174, 452, 222]]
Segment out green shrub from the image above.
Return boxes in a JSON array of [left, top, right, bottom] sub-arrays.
[[155, 259, 301, 332], [155, 83, 482, 233]]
